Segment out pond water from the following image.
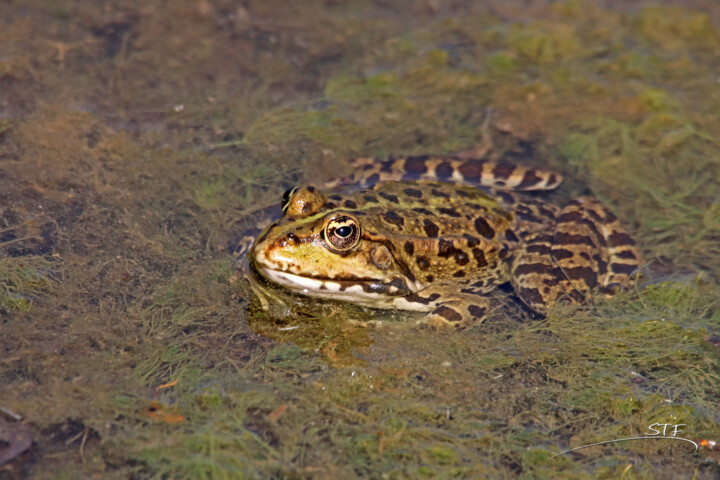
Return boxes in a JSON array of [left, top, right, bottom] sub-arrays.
[[1, 0, 719, 478]]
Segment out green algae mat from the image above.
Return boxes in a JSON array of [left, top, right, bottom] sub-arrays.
[[1, 1, 719, 478]]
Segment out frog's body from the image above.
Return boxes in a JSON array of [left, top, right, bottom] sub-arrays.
[[246, 155, 643, 328]]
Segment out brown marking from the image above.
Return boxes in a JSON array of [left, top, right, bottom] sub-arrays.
[[458, 161, 481, 183], [416, 256, 431, 270], [403, 188, 423, 198], [430, 188, 450, 199], [518, 287, 544, 306], [370, 246, 393, 270], [551, 248, 574, 260], [614, 249, 637, 260], [378, 192, 400, 204], [413, 207, 433, 215], [474, 217, 495, 239], [526, 244, 551, 255], [472, 248, 488, 267], [438, 239, 470, 265], [554, 232, 597, 247], [381, 211, 405, 228], [403, 156, 429, 177], [609, 263, 638, 275], [423, 219, 439, 237], [563, 266, 598, 288], [608, 232, 635, 247], [463, 234, 479, 247], [433, 306, 462, 323], [438, 207, 461, 218], [436, 162, 453, 180], [491, 162, 515, 180], [468, 305, 486, 318], [517, 170, 544, 189], [403, 241, 414, 255], [513, 263, 556, 276], [365, 173, 380, 185]]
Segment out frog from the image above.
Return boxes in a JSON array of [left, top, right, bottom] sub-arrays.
[[243, 154, 643, 328]]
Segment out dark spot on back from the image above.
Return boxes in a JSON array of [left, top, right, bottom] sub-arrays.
[[438, 207, 461, 218], [378, 192, 400, 204], [413, 207, 433, 215], [474, 217, 495, 239], [343, 200, 357, 209], [430, 188, 450, 199], [438, 239, 469, 265], [464, 234, 479, 247], [403, 188, 423, 198], [381, 211, 405, 228], [423, 219, 439, 237], [472, 248, 487, 267]]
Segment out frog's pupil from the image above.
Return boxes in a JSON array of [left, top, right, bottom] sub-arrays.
[[336, 226, 352, 238]]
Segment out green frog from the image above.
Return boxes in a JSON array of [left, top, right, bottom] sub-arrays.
[[243, 155, 643, 328]]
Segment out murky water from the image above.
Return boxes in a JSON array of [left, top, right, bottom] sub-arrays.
[[1, 1, 719, 478]]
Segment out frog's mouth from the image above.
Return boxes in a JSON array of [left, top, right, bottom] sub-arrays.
[[254, 264, 412, 305]]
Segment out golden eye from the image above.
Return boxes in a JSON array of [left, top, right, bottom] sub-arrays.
[[281, 187, 299, 212], [323, 216, 361, 252]]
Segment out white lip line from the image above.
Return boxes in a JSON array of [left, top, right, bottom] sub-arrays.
[[257, 265, 383, 288]]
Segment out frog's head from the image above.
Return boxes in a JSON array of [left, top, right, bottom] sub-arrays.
[[250, 186, 417, 305]]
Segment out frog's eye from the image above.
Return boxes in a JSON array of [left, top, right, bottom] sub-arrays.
[[323, 216, 361, 252], [281, 187, 299, 212]]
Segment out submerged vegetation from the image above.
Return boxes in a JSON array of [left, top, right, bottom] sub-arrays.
[[1, 0, 719, 478]]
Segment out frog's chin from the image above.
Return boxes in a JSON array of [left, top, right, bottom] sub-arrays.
[[255, 266, 411, 305]]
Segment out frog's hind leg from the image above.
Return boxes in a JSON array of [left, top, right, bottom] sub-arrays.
[[510, 232, 582, 314], [511, 197, 643, 313], [554, 197, 643, 292]]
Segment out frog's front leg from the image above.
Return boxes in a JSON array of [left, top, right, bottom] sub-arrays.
[[392, 285, 493, 329]]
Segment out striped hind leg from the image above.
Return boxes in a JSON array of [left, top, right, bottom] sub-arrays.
[[511, 197, 643, 313], [554, 197, 643, 292], [510, 232, 583, 314]]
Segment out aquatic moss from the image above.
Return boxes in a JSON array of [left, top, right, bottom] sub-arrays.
[[0, 256, 55, 312]]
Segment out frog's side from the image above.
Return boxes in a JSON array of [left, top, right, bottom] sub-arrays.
[[247, 156, 643, 328]]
